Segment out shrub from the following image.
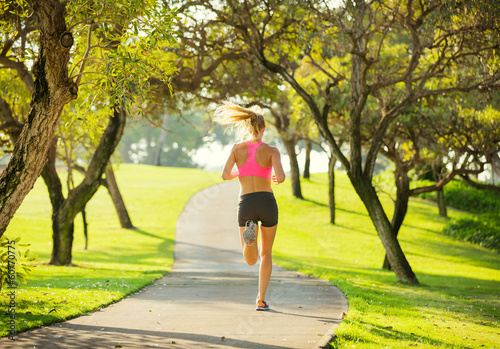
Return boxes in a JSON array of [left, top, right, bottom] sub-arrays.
[[417, 179, 500, 214], [415, 179, 500, 252], [0, 236, 37, 291], [442, 214, 500, 252]]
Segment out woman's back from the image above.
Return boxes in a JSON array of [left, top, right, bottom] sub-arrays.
[[233, 141, 274, 195]]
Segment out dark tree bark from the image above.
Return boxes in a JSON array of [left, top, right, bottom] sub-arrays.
[[460, 174, 500, 193], [0, 97, 23, 144], [437, 189, 447, 217], [282, 136, 303, 199], [383, 168, 411, 270], [102, 163, 134, 229], [49, 107, 126, 265], [304, 140, 312, 179], [81, 207, 88, 250], [0, 0, 78, 236], [41, 137, 69, 264], [350, 173, 417, 283], [328, 155, 336, 224]]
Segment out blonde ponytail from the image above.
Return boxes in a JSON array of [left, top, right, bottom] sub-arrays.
[[213, 101, 266, 140]]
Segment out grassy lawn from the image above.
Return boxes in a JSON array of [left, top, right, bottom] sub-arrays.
[[272, 173, 500, 348], [0, 164, 220, 337], [1, 165, 499, 348]]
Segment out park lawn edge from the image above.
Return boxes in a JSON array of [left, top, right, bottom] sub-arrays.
[[1, 166, 499, 348], [271, 172, 500, 349], [0, 164, 221, 337]]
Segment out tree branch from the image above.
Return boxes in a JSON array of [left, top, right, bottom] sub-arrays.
[[460, 174, 500, 193]]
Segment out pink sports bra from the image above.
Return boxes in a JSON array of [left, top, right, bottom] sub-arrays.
[[238, 141, 272, 179]]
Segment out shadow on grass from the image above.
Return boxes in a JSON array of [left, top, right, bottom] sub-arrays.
[[403, 235, 500, 270], [303, 197, 329, 207], [131, 228, 167, 240], [273, 254, 500, 328], [68, 227, 175, 266], [348, 319, 451, 347]]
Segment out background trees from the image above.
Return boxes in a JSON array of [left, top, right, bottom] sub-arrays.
[[178, 0, 500, 284], [1, 0, 498, 282], [0, 0, 177, 264]]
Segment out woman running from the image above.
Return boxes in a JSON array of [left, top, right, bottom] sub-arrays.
[[214, 102, 286, 311]]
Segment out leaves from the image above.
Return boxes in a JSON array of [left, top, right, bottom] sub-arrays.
[[0, 235, 37, 292], [65, 0, 178, 131]]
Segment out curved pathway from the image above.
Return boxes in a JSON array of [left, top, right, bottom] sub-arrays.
[[1, 181, 348, 348]]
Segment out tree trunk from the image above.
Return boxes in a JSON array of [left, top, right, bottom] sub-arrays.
[[103, 163, 134, 229], [303, 140, 312, 179], [39, 136, 76, 266], [154, 113, 169, 166], [120, 138, 132, 163], [328, 155, 336, 224], [491, 154, 500, 183], [0, 97, 23, 144], [147, 126, 155, 165], [81, 207, 88, 250], [40, 137, 70, 265], [350, 174, 419, 285], [282, 136, 303, 199], [383, 169, 410, 270], [0, 0, 78, 237], [49, 107, 127, 265], [437, 188, 447, 217]]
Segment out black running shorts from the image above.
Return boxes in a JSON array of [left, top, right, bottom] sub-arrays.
[[238, 191, 278, 227]]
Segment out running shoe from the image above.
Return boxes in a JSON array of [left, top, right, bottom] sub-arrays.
[[242, 220, 257, 246], [256, 299, 269, 311]]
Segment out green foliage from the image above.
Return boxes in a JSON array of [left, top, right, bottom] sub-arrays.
[[0, 236, 37, 292], [64, 0, 179, 137], [417, 179, 500, 252], [419, 179, 500, 214], [443, 214, 500, 252]]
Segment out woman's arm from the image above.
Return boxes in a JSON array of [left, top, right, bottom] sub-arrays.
[[271, 147, 286, 184], [221, 145, 239, 180]]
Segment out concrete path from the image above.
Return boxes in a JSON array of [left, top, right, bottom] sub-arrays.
[[2, 181, 348, 348]]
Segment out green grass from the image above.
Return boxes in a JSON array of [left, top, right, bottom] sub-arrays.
[[272, 173, 500, 348], [0, 164, 220, 337], [2, 166, 499, 347]]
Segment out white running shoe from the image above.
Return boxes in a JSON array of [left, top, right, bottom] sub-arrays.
[[242, 220, 257, 246]]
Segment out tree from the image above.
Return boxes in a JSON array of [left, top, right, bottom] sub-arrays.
[[188, 0, 500, 284], [43, 107, 127, 265], [0, 0, 78, 236], [152, 10, 310, 198], [120, 110, 205, 168], [377, 100, 500, 269], [0, 0, 177, 265], [56, 112, 134, 229]]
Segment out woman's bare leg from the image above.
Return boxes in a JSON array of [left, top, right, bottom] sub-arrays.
[[258, 224, 277, 301], [239, 225, 259, 266]]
